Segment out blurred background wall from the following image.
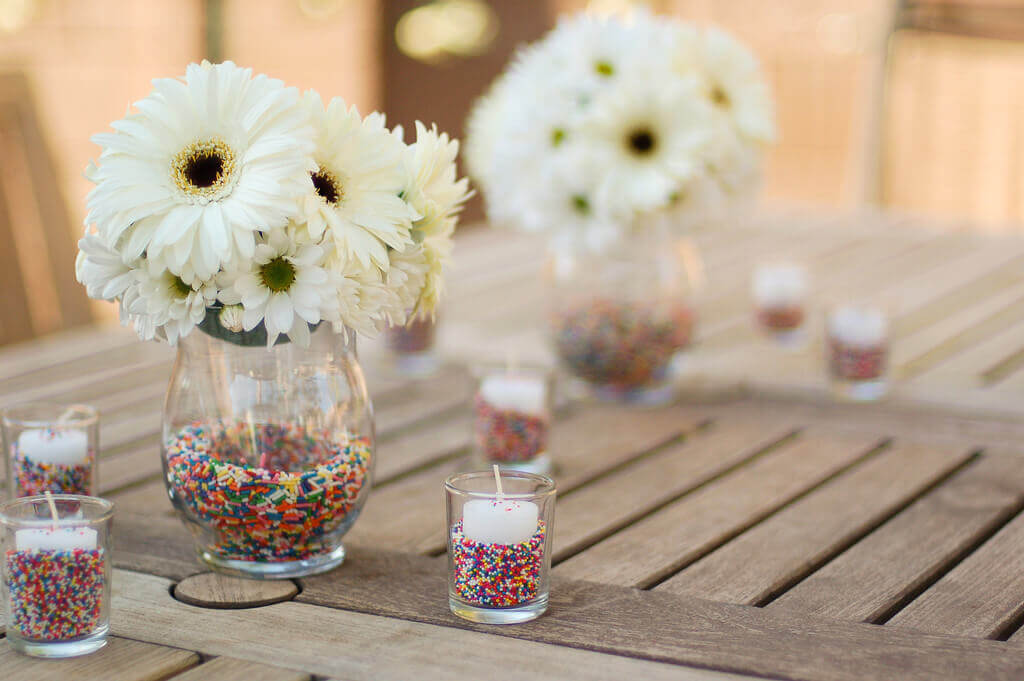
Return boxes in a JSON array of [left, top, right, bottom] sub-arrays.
[[1, 0, 1023, 342]]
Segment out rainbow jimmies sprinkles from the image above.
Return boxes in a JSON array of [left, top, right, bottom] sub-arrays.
[[165, 421, 372, 562]]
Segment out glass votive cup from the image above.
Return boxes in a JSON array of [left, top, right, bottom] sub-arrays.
[[472, 364, 553, 474], [445, 470, 556, 624], [752, 262, 808, 347], [386, 313, 439, 377], [3, 403, 99, 499], [1, 494, 114, 658], [826, 304, 890, 401]]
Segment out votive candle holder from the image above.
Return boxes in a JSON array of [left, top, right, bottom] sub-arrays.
[[1, 494, 114, 658], [752, 262, 808, 347], [3, 403, 98, 499], [826, 304, 889, 401], [445, 470, 556, 624], [386, 314, 439, 377], [473, 364, 553, 474]]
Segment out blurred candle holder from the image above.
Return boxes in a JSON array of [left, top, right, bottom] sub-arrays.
[[473, 363, 553, 474], [386, 313, 439, 377], [752, 262, 808, 347], [3, 403, 98, 498], [1, 494, 114, 658], [826, 304, 889, 401], [445, 469, 555, 624]]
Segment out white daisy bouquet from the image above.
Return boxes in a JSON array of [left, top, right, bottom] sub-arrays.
[[76, 61, 470, 347], [465, 10, 775, 252]]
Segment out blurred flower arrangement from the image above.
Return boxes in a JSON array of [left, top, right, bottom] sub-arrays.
[[76, 61, 470, 347], [465, 10, 775, 252]]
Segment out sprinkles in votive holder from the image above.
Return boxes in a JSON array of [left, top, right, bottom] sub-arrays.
[[752, 262, 808, 347], [445, 468, 556, 624], [826, 304, 890, 401], [3, 403, 99, 499], [1, 493, 114, 658], [386, 313, 440, 377], [473, 363, 553, 474]]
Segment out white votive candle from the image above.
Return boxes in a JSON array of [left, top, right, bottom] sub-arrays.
[[462, 498, 539, 545], [752, 264, 808, 308], [828, 306, 887, 347], [17, 428, 89, 466], [16, 526, 98, 551], [478, 374, 546, 415]]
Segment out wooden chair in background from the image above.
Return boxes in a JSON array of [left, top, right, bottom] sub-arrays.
[[0, 71, 92, 346]]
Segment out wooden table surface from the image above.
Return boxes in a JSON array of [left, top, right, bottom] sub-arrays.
[[5, 209, 1024, 680]]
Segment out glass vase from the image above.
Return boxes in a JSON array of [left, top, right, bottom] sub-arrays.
[[547, 223, 697, 405], [161, 323, 374, 579]]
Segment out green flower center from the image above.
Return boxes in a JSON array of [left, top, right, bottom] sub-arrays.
[[169, 276, 192, 299], [594, 60, 614, 77], [627, 128, 656, 156], [259, 256, 297, 292], [571, 194, 590, 215], [551, 128, 566, 147], [311, 168, 342, 205]]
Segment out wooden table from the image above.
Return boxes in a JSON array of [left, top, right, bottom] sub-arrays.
[[5, 209, 1024, 680]]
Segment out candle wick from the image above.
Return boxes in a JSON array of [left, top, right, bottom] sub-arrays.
[[492, 464, 504, 499], [44, 490, 59, 530]]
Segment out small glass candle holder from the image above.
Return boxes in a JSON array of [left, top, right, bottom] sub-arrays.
[[473, 365, 553, 474], [386, 313, 439, 377], [3, 403, 98, 498], [826, 304, 889, 401], [445, 469, 556, 624], [752, 262, 808, 347], [1, 494, 114, 658]]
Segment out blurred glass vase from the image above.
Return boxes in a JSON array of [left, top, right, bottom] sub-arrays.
[[161, 322, 375, 579], [547, 225, 697, 405]]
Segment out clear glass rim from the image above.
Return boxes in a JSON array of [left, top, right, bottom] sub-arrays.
[[444, 470, 557, 499], [0, 494, 115, 527], [1, 402, 98, 429]]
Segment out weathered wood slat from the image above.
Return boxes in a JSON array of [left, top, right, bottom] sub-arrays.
[[343, 406, 699, 554], [295, 547, 1024, 681], [887, 508, 1024, 638], [2, 635, 199, 681], [552, 419, 796, 562], [167, 657, 311, 681], [768, 452, 1024, 623], [554, 429, 885, 587], [112, 569, 753, 681], [658, 440, 976, 605]]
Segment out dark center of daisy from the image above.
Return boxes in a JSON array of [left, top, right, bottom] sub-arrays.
[[172, 138, 236, 198], [627, 128, 656, 156], [169, 276, 192, 299], [259, 257, 297, 292], [571, 194, 590, 215], [710, 85, 731, 109], [594, 60, 614, 77], [312, 168, 342, 205]]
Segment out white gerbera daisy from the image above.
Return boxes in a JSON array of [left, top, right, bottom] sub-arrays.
[[300, 93, 416, 271], [218, 228, 335, 347], [381, 245, 431, 325], [697, 28, 776, 145], [131, 264, 216, 345], [86, 61, 315, 280], [75, 232, 135, 301], [583, 77, 713, 221], [403, 121, 471, 238]]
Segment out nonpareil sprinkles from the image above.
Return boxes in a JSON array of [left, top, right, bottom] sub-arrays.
[[165, 421, 372, 562], [6, 548, 105, 641], [552, 298, 693, 389], [474, 394, 548, 463], [12, 452, 93, 496], [387, 316, 435, 353], [451, 520, 545, 607]]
